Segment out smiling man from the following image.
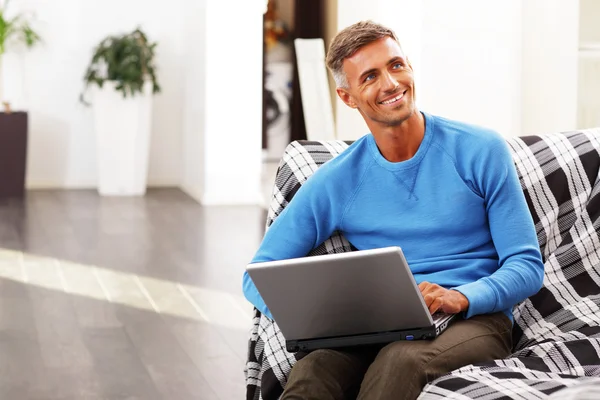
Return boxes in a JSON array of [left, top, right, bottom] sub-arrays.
[[243, 21, 544, 400]]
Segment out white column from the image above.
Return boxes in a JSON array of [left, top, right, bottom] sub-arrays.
[[521, 0, 579, 135], [334, 0, 423, 141], [181, 0, 207, 202], [194, 0, 264, 205]]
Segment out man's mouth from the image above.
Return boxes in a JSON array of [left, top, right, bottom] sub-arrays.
[[379, 90, 407, 105]]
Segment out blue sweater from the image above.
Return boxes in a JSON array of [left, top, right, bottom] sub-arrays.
[[244, 112, 544, 321]]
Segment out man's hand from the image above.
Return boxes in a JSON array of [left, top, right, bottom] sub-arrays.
[[418, 282, 469, 315]]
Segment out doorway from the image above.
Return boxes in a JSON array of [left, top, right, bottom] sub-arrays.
[[260, 0, 334, 204]]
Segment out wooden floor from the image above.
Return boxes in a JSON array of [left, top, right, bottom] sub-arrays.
[[0, 189, 267, 399]]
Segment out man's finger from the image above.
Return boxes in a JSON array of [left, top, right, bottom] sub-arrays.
[[429, 296, 443, 314], [423, 293, 435, 307], [418, 282, 429, 292], [420, 283, 439, 296], [421, 283, 442, 297]]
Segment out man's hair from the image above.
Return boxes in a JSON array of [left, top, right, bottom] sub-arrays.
[[326, 21, 400, 88]]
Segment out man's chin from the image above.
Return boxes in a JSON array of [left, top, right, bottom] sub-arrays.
[[361, 105, 416, 128], [381, 109, 414, 127]]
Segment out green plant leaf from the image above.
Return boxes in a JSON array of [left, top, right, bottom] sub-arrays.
[[0, 2, 41, 55], [21, 23, 41, 47], [80, 27, 160, 105]]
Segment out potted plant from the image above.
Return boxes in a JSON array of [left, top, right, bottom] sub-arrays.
[[82, 27, 160, 196], [0, 0, 40, 199]]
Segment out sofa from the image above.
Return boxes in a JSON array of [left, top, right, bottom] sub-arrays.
[[245, 128, 600, 400]]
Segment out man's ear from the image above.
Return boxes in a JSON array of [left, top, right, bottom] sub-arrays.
[[336, 87, 357, 109]]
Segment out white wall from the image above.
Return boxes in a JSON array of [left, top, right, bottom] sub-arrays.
[[580, 0, 600, 43], [9, 0, 185, 188], [578, 0, 600, 130], [419, 0, 523, 137], [521, 0, 579, 135]]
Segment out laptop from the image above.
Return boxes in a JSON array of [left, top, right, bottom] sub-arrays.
[[246, 246, 458, 352]]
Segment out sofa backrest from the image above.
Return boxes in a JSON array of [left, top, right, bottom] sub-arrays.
[[266, 130, 600, 348], [506, 131, 600, 349]]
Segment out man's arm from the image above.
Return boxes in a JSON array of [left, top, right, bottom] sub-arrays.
[[452, 135, 545, 318], [243, 173, 342, 319]]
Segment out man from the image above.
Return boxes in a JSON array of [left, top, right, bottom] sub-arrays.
[[243, 21, 544, 400]]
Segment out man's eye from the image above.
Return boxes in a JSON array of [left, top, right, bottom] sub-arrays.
[[392, 63, 404, 69], [365, 74, 375, 82]]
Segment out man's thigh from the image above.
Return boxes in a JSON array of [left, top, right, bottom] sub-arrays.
[[420, 312, 513, 376], [282, 346, 379, 400], [359, 312, 513, 400]]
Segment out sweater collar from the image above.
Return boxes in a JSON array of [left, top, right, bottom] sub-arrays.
[[367, 111, 435, 171]]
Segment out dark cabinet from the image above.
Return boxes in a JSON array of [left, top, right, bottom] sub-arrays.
[[0, 112, 28, 199]]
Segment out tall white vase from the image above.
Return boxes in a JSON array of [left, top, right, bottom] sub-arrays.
[[92, 81, 153, 196]]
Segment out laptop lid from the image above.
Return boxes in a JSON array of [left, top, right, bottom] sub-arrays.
[[246, 246, 436, 342]]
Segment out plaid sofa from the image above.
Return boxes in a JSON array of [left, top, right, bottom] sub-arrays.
[[245, 128, 600, 400]]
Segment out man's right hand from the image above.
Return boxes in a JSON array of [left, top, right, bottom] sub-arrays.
[[418, 281, 469, 315]]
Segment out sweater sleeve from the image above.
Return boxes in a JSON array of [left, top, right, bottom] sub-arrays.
[[242, 171, 342, 319], [453, 135, 544, 318]]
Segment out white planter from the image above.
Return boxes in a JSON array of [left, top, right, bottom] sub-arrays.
[[91, 81, 153, 196]]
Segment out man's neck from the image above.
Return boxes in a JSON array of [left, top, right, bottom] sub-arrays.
[[370, 110, 426, 163]]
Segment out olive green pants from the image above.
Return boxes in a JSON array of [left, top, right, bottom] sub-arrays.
[[281, 312, 513, 400]]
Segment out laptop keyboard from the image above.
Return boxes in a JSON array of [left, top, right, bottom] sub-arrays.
[[432, 313, 452, 325]]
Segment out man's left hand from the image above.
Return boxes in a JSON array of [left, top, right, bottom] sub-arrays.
[[418, 282, 469, 315]]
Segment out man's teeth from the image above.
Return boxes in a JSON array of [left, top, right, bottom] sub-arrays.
[[381, 92, 404, 104]]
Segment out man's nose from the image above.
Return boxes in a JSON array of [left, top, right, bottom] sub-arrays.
[[381, 71, 398, 92]]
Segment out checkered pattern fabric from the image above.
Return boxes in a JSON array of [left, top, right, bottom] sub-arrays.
[[245, 129, 600, 400]]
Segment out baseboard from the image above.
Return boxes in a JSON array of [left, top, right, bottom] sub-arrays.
[[147, 180, 180, 188], [26, 179, 180, 190], [26, 181, 95, 190], [180, 184, 203, 203], [24, 181, 263, 206]]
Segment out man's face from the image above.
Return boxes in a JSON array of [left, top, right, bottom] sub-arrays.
[[337, 37, 416, 127]]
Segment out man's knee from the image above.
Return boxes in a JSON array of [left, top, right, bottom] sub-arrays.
[[365, 341, 458, 397], [292, 349, 333, 377], [358, 342, 429, 400]]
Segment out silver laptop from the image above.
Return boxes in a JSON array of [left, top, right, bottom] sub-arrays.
[[246, 246, 458, 352]]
